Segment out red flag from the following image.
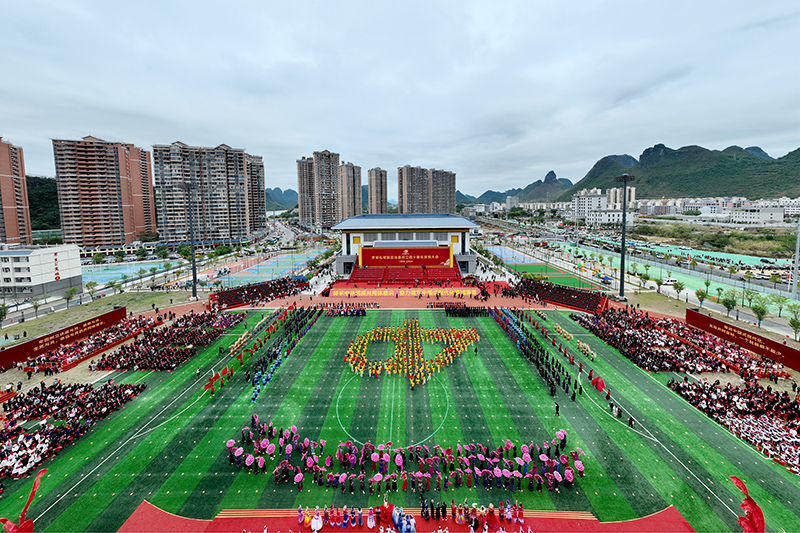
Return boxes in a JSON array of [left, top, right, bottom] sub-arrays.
[[204, 382, 213, 391], [731, 476, 765, 533], [221, 366, 230, 377], [213, 372, 221, 382]]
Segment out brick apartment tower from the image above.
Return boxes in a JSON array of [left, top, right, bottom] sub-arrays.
[[297, 149, 341, 229], [52, 136, 155, 247], [398, 165, 456, 214], [337, 161, 362, 222], [368, 167, 388, 214], [152, 142, 265, 244], [0, 138, 33, 245]]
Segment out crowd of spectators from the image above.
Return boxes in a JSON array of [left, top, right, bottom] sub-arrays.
[[212, 277, 300, 309], [94, 311, 245, 371], [515, 279, 605, 313], [27, 315, 156, 370], [573, 308, 786, 378], [0, 381, 145, 478], [669, 377, 800, 474]]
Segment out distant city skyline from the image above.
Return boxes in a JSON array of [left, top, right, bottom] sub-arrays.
[[2, 2, 799, 197]]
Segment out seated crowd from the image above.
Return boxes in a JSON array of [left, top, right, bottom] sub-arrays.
[[515, 279, 605, 313], [212, 277, 300, 309], [669, 377, 800, 474], [0, 381, 146, 478], [93, 311, 244, 371], [28, 315, 156, 370]]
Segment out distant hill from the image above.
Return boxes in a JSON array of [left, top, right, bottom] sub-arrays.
[[556, 144, 800, 200], [456, 190, 477, 203], [362, 184, 368, 208], [265, 187, 298, 209], [26, 175, 60, 230], [517, 171, 573, 202], [476, 188, 523, 205]]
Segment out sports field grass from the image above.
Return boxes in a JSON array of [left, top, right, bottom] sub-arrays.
[[1, 309, 799, 532], [510, 263, 605, 291]]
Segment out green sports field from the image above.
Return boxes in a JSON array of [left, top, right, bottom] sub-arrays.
[[1, 309, 799, 532], [511, 263, 605, 291]]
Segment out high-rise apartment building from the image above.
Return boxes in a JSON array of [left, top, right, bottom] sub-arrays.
[[398, 165, 456, 214], [0, 138, 32, 245], [368, 167, 388, 214], [52, 136, 155, 248], [297, 150, 341, 229], [337, 162, 362, 222], [152, 142, 265, 244]]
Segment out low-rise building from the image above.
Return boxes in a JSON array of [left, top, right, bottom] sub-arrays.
[[0, 244, 82, 301]]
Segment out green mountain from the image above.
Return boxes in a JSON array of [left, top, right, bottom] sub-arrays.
[[476, 188, 523, 204], [557, 144, 800, 201], [265, 187, 298, 209], [517, 171, 573, 202], [456, 190, 477, 203], [26, 175, 60, 230]]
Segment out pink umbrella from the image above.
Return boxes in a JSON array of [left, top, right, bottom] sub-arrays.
[[493, 467, 501, 477], [502, 469, 511, 477], [313, 454, 319, 464], [295, 473, 303, 483], [553, 471, 562, 482], [521, 444, 529, 454], [534, 474, 543, 483], [371, 452, 379, 462], [457, 444, 463, 454], [291, 425, 297, 433], [304, 437, 309, 447], [266, 443, 276, 455], [522, 453, 531, 463], [260, 439, 268, 449], [539, 454, 548, 462], [382, 453, 389, 462], [560, 454, 568, 465], [477, 453, 485, 461], [374, 473, 383, 482], [556, 430, 565, 440], [284, 430, 290, 439], [257, 456, 265, 468], [395, 455, 403, 467], [235, 447, 244, 457], [565, 469, 574, 482], [286, 444, 293, 454], [339, 473, 347, 483], [320, 439, 326, 446], [513, 471, 522, 478], [246, 454, 254, 466], [577, 447, 585, 456], [226, 439, 235, 448], [306, 457, 314, 468], [465, 468, 473, 473], [514, 457, 523, 465], [279, 437, 284, 446], [378, 444, 385, 451]]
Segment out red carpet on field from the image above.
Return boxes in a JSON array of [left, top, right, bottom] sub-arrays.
[[119, 501, 695, 533]]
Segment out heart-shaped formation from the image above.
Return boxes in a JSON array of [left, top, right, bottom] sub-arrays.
[[344, 318, 479, 388]]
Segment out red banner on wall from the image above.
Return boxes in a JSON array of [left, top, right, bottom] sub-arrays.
[[360, 247, 451, 268], [685, 308, 800, 371], [0, 307, 127, 368]]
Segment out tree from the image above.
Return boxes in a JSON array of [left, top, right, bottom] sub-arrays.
[[85, 281, 98, 300], [0, 303, 7, 328], [695, 289, 707, 307], [743, 289, 758, 307], [213, 280, 223, 289], [176, 244, 191, 259], [155, 245, 169, 259], [787, 302, 800, 321], [137, 268, 147, 279], [715, 286, 724, 302], [652, 277, 663, 293], [750, 296, 769, 327], [769, 274, 783, 289], [164, 262, 172, 271], [704, 278, 711, 292], [790, 317, 800, 341], [672, 281, 686, 298], [136, 247, 148, 260], [689, 259, 698, 270], [108, 281, 119, 295], [643, 264, 651, 277], [150, 267, 158, 278], [64, 287, 79, 309], [114, 250, 126, 262], [727, 266, 738, 278], [769, 294, 789, 317], [31, 295, 44, 318], [92, 253, 105, 265], [721, 290, 739, 316]]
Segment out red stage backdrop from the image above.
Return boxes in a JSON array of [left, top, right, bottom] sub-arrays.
[[0, 307, 126, 368], [685, 308, 800, 371], [360, 246, 451, 268]]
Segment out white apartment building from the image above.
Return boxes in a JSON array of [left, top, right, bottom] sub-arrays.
[[586, 210, 634, 226], [571, 188, 606, 221], [0, 244, 82, 300], [730, 207, 784, 224]]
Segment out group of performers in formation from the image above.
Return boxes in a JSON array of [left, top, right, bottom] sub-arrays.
[[300, 497, 526, 533], [344, 319, 480, 388], [225, 417, 587, 500]]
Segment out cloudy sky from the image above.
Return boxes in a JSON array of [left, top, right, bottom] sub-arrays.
[[3, 0, 799, 198]]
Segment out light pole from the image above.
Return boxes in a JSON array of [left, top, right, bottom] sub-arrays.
[[615, 174, 635, 298], [793, 217, 800, 300], [181, 181, 198, 300]]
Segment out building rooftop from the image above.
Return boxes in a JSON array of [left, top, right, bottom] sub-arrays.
[[332, 213, 479, 232]]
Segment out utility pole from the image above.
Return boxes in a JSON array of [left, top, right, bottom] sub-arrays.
[[615, 174, 635, 299]]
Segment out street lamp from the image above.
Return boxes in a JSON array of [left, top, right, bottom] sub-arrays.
[[793, 216, 800, 300], [615, 174, 635, 298], [180, 181, 198, 299]]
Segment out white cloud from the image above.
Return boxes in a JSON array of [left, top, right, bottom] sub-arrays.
[[2, 0, 799, 196]]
